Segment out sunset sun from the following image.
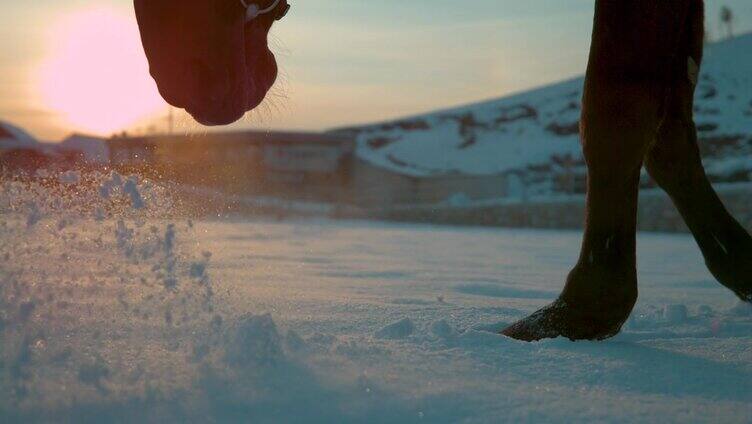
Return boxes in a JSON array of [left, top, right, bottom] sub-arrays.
[[38, 8, 166, 135]]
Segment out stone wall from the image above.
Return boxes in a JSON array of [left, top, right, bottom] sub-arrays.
[[373, 183, 752, 233]]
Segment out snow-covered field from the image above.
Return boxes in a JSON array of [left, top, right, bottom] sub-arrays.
[[1, 174, 751, 423]]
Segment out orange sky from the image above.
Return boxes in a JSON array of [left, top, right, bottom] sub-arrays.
[[1, 0, 750, 141]]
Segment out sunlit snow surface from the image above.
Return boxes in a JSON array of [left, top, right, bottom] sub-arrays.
[[1, 175, 752, 423]]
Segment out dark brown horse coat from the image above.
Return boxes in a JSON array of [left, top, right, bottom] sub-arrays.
[[502, 0, 752, 341]]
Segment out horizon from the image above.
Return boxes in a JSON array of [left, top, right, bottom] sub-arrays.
[[2, 0, 751, 142]]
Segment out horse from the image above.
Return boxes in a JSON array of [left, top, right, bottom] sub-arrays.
[[133, 0, 289, 126], [134, 0, 752, 341]]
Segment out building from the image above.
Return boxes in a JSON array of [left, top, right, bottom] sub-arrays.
[[106, 129, 516, 209], [107, 130, 356, 202], [60, 134, 110, 165], [349, 164, 508, 208]]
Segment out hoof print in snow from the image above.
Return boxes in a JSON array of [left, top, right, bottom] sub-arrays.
[[375, 318, 415, 340]]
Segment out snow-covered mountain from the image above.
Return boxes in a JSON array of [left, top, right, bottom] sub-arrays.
[[0, 120, 40, 151], [336, 33, 752, 193]]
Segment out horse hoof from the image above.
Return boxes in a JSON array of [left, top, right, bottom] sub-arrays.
[[500, 298, 629, 342]]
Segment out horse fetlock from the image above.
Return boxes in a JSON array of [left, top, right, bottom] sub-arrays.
[[563, 264, 638, 315]]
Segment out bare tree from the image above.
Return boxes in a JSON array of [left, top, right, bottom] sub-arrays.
[[720, 6, 734, 39]]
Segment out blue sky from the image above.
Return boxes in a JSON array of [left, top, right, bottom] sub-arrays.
[[1, 0, 751, 139]]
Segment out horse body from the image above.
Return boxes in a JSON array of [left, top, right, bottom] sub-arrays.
[[134, 0, 752, 342]]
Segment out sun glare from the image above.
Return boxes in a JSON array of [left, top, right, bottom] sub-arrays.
[[38, 8, 166, 136]]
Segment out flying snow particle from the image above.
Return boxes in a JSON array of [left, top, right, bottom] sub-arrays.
[[26, 202, 42, 227], [123, 176, 145, 209], [111, 172, 123, 186], [115, 220, 133, 249], [58, 170, 81, 185], [164, 224, 176, 254], [94, 207, 106, 221], [190, 261, 207, 279]]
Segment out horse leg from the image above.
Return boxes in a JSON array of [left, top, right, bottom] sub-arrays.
[[645, 2, 752, 303], [502, 0, 694, 341]]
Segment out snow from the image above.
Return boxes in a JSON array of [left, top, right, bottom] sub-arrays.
[[57, 170, 81, 185], [352, 77, 584, 177], [662, 304, 689, 325], [224, 313, 285, 367], [375, 318, 415, 340], [1, 175, 751, 422], [346, 33, 752, 181]]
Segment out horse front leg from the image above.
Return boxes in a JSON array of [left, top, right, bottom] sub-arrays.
[[502, 0, 694, 341], [502, 81, 659, 341]]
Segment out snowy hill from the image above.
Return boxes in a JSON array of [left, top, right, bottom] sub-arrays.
[[0, 120, 39, 151], [337, 34, 752, 191]]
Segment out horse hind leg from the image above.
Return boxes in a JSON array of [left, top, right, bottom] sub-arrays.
[[645, 0, 752, 302], [647, 96, 752, 303]]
